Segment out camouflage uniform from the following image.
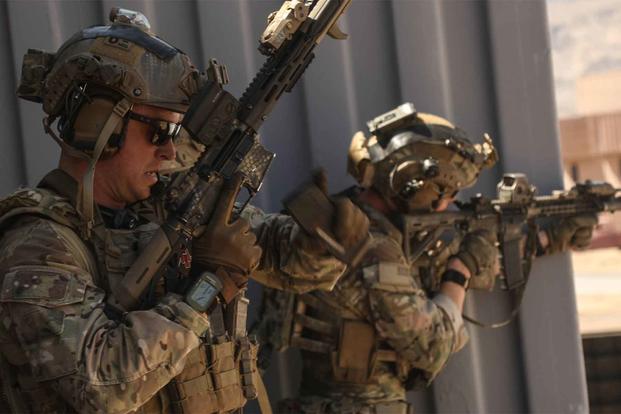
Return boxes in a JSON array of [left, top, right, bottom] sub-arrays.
[[256, 102, 598, 414], [0, 169, 345, 413], [0, 6, 352, 412], [256, 189, 468, 414], [254, 103, 499, 414]]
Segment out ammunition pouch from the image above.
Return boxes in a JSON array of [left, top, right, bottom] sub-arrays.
[[209, 339, 244, 411], [238, 336, 259, 400], [166, 336, 259, 414], [288, 292, 402, 385], [331, 320, 374, 383], [166, 292, 260, 414], [166, 344, 218, 413]]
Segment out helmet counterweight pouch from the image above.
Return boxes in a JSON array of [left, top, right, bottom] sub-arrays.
[[16, 49, 55, 103]]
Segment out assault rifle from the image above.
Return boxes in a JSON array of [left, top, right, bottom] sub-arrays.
[[108, 0, 352, 312], [402, 173, 621, 327]]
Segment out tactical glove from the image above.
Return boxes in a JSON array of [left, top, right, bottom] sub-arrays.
[[544, 213, 598, 255], [453, 229, 499, 291], [192, 173, 262, 278], [297, 170, 370, 255]]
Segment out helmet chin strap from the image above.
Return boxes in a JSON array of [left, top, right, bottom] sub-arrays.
[[77, 98, 132, 239]]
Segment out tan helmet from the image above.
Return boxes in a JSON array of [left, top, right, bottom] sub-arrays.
[[17, 7, 203, 157], [15, 8, 205, 237], [348, 102, 498, 212]]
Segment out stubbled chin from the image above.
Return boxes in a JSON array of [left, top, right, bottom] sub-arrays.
[[128, 175, 157, 202]]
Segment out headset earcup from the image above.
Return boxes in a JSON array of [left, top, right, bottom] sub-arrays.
[[70, 96, 124, 157], [348, 131, 375, 187]]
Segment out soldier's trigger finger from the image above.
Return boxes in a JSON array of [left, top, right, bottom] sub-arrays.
[[212, 172, 245, 225]]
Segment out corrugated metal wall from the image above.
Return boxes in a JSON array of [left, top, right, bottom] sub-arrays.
[[0, 1, 588, 413]]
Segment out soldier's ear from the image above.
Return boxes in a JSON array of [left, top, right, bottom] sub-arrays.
[[348, 131, 375, 187]]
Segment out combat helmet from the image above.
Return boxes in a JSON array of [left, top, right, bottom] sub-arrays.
[[16, 8, 205, 237], [348, 102, 497, 212]]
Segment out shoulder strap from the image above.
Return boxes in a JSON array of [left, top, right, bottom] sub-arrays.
[[0, 188, 81, 232], [0, 188, 98, 278]]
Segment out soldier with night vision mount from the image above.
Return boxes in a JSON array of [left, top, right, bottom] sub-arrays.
[[0, 8, 368, 414], [255, 102, 598, 414]]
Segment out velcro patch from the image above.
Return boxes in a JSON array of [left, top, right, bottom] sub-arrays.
[[1, 266, 86, 307], [362, 261, 416, 292]]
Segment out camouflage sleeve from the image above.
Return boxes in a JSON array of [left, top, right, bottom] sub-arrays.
[[431, 293, 468, 352], [0, 217, 207, 413], [362, 235, 466, 382], [241, 204, 346, 293]]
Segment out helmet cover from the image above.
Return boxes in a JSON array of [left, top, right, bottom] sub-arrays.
[[348, 103, 497, 212], [17, 8, 205, 155]]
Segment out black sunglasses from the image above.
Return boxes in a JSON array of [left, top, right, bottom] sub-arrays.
[[127, 111, 182, 146]]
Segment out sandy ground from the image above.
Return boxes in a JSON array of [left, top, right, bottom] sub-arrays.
[[571, 247, 621, 334]]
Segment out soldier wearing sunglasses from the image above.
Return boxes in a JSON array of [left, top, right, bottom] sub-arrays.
[[0, 9, 368, 414]]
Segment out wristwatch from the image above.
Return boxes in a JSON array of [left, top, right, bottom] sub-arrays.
[[441, 269, 469, 289], [185, 271, 223, 312]]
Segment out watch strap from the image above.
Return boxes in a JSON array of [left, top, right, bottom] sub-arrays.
[[441, 268, 469, 289]]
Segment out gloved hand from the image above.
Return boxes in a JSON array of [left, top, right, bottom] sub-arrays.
[[544, 214, 598, 255], [192, 173, 262, 279], [297, 170, 370, 255], [452, 229, 500, 291]]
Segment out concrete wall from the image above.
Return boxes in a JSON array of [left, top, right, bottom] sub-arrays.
[[0, 1, 587, 412]]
